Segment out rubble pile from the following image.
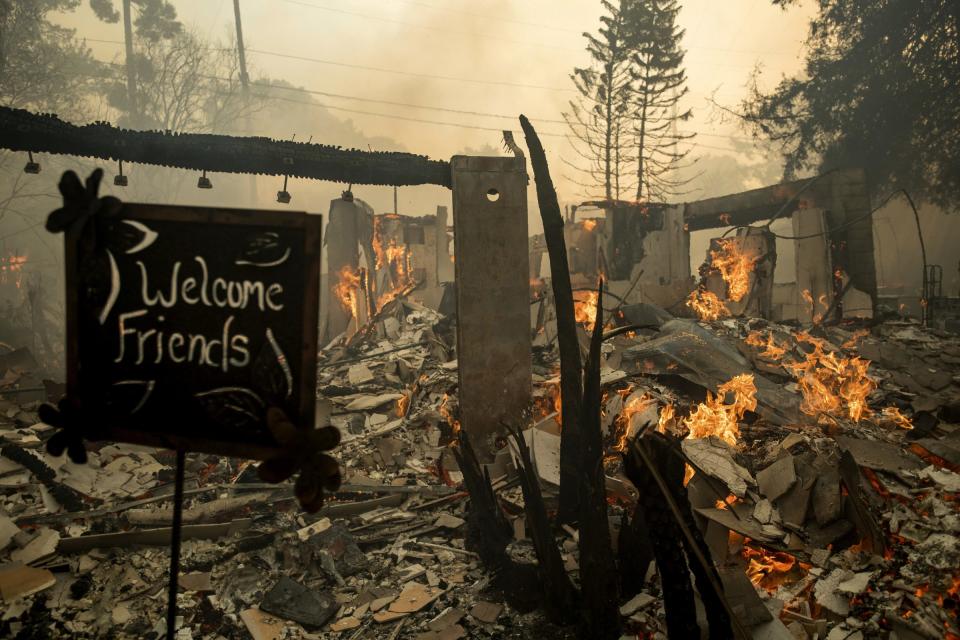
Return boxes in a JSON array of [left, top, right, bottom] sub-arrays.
[[0, 300, 576, 640], [563, 311, 960, 639], [0, 288, 958, 639]]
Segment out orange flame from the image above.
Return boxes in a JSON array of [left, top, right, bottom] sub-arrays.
[[881, 406, 913, 430], [333, 265, 361, 320], [745, 331, 786, 360], [842, 329, 870, 350], [801, 289, 831, 323], [742, 544, 801, 592], [614, 392, 655, 451], [439, 393, 460, 435], [581, 218, 598, 232], [574, 291, 600, 331], [787, 333, 877, 422], [396, 394, 410, 418], [710, 239, 759, 302], [686, 289, 730, 321], [682, 374, 757, 446], [373, 217, 416, 308], [657, 403, 676, 434]]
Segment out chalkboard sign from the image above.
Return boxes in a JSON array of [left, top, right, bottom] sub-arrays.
[[64, 203, 322, 459]]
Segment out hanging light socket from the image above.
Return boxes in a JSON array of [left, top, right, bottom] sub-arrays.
[[23, 151, 40, 174], [113, 159, 128, 187], [197, 170, 212, 189], [276, 175, 291, 204]]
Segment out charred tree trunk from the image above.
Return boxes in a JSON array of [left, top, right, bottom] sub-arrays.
[[453, 431, 512, 570], [577, 280, 621, 639], [519, 114, 583, 523], [507, 424, 578, 625]]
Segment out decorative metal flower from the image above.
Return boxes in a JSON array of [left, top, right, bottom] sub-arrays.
[[39, 399, 96, 464], [46, 169, 122, 246], [257, 408, 342, 513]]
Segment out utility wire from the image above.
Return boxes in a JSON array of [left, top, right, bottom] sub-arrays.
[[82, 55, 746, 151], [287, 0, 802, 58], [247, 48, 574, 92], [82, 37, 573, 92], [277, 0, 582, 53], [80, 38, 762, 141]]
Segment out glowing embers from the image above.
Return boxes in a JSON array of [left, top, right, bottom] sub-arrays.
[[0, 254, 28, 288], [682, 374, 757, 447], [739, 539, 808, 593], [787, 332, 877, 423], [686, 288, 730, 321], [710, 238, 760, 303]]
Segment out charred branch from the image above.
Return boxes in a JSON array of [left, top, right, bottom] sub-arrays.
[[577, 279, 621, 639], [519, 114, 584, 523]]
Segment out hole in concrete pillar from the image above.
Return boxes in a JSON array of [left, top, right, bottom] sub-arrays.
[[486, 188, 500, 202]]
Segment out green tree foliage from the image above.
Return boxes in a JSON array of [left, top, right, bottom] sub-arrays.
[[0, 0, 100, 117], [742, 0, 960, 209], [89, 0, 180, 40]]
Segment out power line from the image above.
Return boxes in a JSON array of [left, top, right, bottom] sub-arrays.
[[82, 37, 574, 92], [275, 0, 581, 54], [83, 52, 748, 150], [335, 0, 803, 57], [247, 48, 575, 92], [254, 80, 753, 140]]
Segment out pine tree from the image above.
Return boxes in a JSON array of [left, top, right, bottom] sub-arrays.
[[564, 1, 636, 201], [624, 0, 694, 202]]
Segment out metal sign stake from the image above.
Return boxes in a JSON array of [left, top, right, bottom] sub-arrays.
[[166, 450, 186, 640]]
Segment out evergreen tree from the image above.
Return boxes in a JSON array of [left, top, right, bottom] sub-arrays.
[[742, 0, 960, 209], [565, 0, 694, 203], [564, 1, 635, 201], [624, 0, 694, 202], [89, 0, 180, 41]]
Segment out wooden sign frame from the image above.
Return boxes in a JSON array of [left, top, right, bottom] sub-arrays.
[[63, 203, 321, 460]]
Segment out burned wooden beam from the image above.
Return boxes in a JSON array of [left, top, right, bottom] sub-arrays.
[[623, 433, 747, 640], [0, 107, 451, 187], [838, 449, 888, 555]]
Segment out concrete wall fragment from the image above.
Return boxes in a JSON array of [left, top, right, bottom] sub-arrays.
[[451, 156, 531, 460]]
